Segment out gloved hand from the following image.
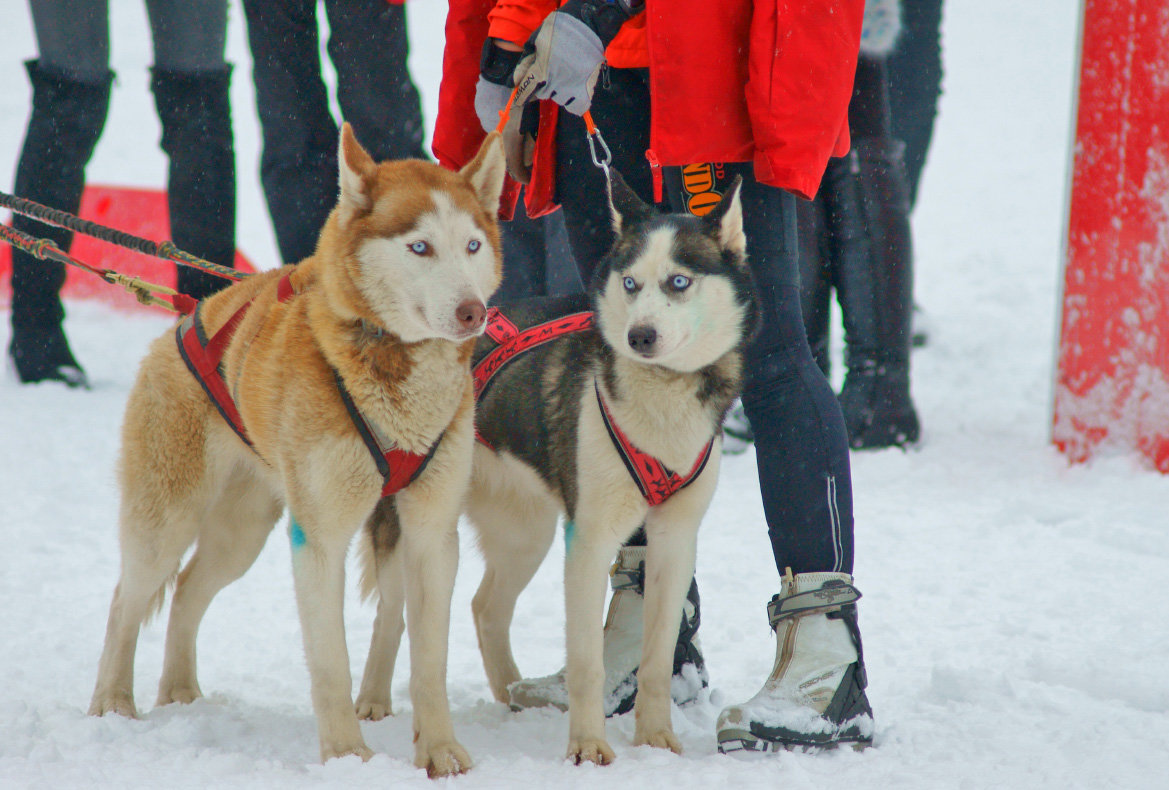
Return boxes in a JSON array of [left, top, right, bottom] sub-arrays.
[[475, 77, 513, 134], [501, 101, 539, 184], [476, 39, 525, 133], [511, 0, 640, 116]]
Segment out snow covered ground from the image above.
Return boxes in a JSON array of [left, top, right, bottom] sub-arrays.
[[3, 2, 1168, 788]]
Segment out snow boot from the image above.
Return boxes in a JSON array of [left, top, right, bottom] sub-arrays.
[[151, 67, 236, 301], [829, 138, 919, 449], [716, 569, 873, 753], [721, 399, 755, 455], [7, 61, 112, 387], [507, 546, 709, 716]]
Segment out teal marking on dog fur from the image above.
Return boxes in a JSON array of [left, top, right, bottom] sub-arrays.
[[563, 519, 575, 555], [289, 519, 306, 551]]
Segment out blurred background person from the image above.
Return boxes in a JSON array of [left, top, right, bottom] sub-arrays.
[[8, 0, 236, 387]]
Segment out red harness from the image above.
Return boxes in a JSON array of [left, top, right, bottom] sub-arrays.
[[472, 306, 713, 507], [175, 274, 437, 498]]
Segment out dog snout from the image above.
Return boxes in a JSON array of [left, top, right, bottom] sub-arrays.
[[627, 325, 657, 354], [456, 299, 487, 332]]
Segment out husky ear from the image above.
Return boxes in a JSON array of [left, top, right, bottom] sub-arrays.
[[704, 175, 746, 258], [338, 122, 374, 220], [461, 132, 507, 216], [607, 168, 654, 234]]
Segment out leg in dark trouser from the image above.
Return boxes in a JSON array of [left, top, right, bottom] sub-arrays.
[[146, 0, 236, 300], [151, 68, 236, 300], [8, 61, 111, 386], [831, 57, 920, 449], [242, 0, 338, 265], [713, 173, 872, 754], [325, 0, 427, 163]]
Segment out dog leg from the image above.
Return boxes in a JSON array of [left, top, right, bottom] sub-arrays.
[[632, 508, 701, 754], [90, 511, 200, 718], [289, 515, 372, 762], [158, 481, 281, 706], [356, 546, 405, 721], [395, 491, 472, 778], [563, 518, 632, 765], [470, 493, 558, 703]]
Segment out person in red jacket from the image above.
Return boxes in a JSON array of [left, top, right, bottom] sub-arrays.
[[438, 0, 874, 753]]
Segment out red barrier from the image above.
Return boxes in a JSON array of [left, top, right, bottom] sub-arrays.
[[0, 184, 255, 313], [1053, 0, 1169, 472]]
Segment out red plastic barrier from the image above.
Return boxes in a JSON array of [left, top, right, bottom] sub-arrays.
[[1, 184, 255, 313], [1053, 0, 1169, 472]]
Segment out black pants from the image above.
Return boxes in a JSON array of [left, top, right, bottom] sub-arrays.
[[553, 69, 855, 576], [887, 0, 944, 209], [242, 0, 427, 265]]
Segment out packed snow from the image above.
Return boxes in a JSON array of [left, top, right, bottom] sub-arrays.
[[2, 2, 1167, 788]]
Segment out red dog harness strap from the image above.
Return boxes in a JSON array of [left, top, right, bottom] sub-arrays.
[[594, 380, 713, 507], [471, 307, 595, 448], [176, 294, 272, 449], [176, 273, 437, 497], [473, 307, 596, 399]]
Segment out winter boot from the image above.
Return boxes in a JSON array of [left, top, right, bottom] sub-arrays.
[[828, 139, 920, 449], [8, 61, 112, 387], [507, 545, 709, 716], [716, 569, 873, 753], [151, 67, 236, 301]]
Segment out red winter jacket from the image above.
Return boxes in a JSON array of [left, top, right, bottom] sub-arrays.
[[433, 0, 863, 202]]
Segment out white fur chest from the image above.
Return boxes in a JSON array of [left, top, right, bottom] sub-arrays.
[[346, 340, 470, 455]]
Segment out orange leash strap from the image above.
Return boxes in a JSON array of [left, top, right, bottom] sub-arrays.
[[494, 87, 611, 178]]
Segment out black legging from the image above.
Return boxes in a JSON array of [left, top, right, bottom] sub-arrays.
[[553, 68, 854, 576]]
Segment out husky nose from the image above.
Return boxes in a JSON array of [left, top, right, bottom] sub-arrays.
[[627, 326, 657, 354], [456, 299, 487, 332]]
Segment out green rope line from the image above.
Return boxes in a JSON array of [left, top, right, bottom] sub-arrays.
[[1, 189, 247, 281]]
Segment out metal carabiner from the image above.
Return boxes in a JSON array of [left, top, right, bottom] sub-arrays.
[[583, 111, 612, 180]]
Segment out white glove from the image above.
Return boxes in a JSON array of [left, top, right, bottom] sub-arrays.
[[474, 76, 513, 134], [511, 12, 606, 116]]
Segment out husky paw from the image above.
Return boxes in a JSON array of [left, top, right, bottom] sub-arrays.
[[355, 696, 393, 721], [156, 685, 202, 706], [88, 693, 138, 719], [416, 740, 473, 778], [320, 740, 374, 763], [567, 737, 615, 766], [634, 727, 682, 754]]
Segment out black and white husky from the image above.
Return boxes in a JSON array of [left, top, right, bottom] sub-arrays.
[[356, 172, 759, 764]]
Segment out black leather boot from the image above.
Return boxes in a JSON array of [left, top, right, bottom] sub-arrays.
[[8, 61, 112, 387], [151, 67, 236, 300]]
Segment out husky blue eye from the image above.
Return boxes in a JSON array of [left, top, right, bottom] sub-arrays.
[[622, 276, 636, 292], [409, 240, 430, 255], [468, 239, 481, 253], [670, 274, 692, 291]]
